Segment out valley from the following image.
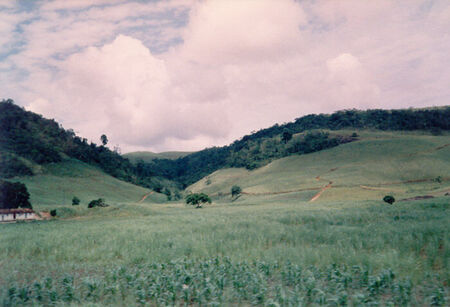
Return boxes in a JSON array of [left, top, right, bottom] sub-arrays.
[[1, 102, 449, 305]]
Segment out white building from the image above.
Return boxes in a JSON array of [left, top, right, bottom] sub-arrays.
[[0, 209, 36, 222]]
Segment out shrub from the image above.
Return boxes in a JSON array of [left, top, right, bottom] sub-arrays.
[[72, 196, 80, 206], [88, 198, 109, 208], [185, 193, 211, 208], [163, 188, 172, 201], [383, 195, 395, 204], [49, 207, 77, 218], [231, 185, 242, 197]]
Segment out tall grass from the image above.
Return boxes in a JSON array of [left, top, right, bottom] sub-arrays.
[[1, 198, 448, 305]]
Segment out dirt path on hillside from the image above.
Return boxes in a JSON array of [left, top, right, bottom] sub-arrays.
[[406, 143, 450, 157], [315, 167, 338, 181], [138, 191, 153, 203], [239, 186, 322, 197], [359, 185, 403, 192], [309, 181, 333, 202]]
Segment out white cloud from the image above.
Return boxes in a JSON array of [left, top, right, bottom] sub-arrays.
[[27, 35, 230, 150], [2, 0, 450, 152]]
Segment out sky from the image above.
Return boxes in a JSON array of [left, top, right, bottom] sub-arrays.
[[1, 0, 449, 153]]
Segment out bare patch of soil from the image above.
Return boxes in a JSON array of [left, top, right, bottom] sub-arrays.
[[138, 192, 154, 203]]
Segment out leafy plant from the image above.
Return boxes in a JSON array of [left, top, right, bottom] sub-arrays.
[[383, 195, 395, 204], [231, 185, 242, 197], [185, 193, 211, 208], [87, 198, 109, 208], [0, 180, 32, 209], [72, 196, 80, 206]]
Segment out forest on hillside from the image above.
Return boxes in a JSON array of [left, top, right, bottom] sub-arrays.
[[1, 99, 449, 189]]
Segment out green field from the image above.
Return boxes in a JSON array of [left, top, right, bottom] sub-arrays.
[[123, 151, 193, 164], [0, 198, 448, 305], [1, 131, 449, 305], [9, 159, 166, 210]]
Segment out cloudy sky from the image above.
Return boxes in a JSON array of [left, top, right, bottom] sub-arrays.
[[1, 0, 449, 152]]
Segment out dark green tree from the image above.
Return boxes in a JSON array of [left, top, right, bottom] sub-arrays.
[[185, 193, 211, 208], [100, 134, 108, 146], [163, 188, 172, 201], [383, 195, 395, 205], [0, 180, 32, 209], [88, 198, 108, 208], [231, 185, 242, 197], [72, 196, 80, 205], [281, 130, 293, 144]]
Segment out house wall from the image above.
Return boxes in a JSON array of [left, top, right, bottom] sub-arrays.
[[0, 212, 36, 222], [1, 214, 15, 222], [16, 213, 36, 220]]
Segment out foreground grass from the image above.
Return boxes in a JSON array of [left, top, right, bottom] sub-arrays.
[[0, 198, 448, 305]]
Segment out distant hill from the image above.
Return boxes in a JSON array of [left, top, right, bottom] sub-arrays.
[[139, 107, 450, 187], [188, 130, 450, 202], [123, 151, 193, 164], [1, 98, 449, 196]]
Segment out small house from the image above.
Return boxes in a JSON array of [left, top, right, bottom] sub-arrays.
[[0, 209, 36, 222]]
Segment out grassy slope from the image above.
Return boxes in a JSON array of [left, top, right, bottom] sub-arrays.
[[11, 159, 166, 210], [123, 151, 193, 163], [188, 131, 450, 202]]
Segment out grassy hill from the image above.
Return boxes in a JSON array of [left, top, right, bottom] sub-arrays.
[[188, 130, 450, 202], [123, 151, 193, 164], [10, 159, 167, 210]]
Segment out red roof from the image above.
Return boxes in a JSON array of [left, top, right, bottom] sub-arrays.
[[0, 208, 35, 214]]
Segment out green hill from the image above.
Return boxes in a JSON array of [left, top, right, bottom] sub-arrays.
[[0, 99, 175, 192], [188, 130, 450, 202], [123, 151, 193, 164], [11, 159, 166, 210], [137, 107, 450, 187]]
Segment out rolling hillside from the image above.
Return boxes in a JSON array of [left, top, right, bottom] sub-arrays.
[[11, 159, 167, 210], [188, 130, 450, 202]]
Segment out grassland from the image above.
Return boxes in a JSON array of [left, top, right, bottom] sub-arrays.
[[10, 159, 166, 210], [0, 197, 448, 305], [189, 131, 450, 202], [123, 151, 193, 164], [1, 131, 449, 305]]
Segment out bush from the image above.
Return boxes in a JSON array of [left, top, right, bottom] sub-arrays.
[[49, 207, 77, 218], [72, 196, 80, 205], [163, 188, 172, 201], [231, 185, 242, 197], [88, 198, 109, 208], [185, 193, 211, 208], [383, 195, 395, 204], [0, 180, 32, 209]]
